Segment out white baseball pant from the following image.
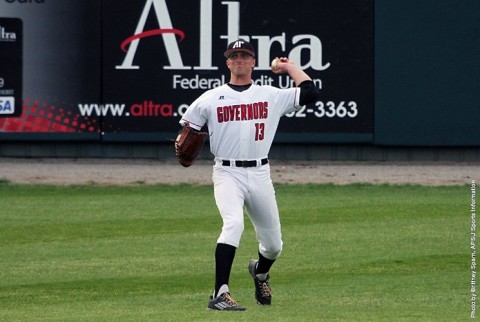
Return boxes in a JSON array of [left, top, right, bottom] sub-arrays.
[[212, 161, 283, 260]]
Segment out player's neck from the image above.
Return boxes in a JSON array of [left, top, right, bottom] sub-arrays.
[[229, 74, 252, 86], [227, 83, 252, 92]]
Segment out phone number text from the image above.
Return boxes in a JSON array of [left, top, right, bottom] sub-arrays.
[[286, 101, 358, 118]]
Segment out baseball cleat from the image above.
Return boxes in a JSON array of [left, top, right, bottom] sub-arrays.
[[248, 259, 272, 305], [207, 292, 247, 311]]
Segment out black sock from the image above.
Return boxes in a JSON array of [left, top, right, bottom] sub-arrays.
[[256, 252, 275, 274], [214, 243, 236, 297]]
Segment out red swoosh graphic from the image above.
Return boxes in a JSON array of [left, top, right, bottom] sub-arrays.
[[120, 28, 185, 52]]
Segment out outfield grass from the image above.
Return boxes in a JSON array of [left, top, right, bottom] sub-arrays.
[[0, 182, 470, 321]]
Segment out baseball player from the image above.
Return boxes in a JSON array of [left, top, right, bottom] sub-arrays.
[[177, 39, 321, 311]]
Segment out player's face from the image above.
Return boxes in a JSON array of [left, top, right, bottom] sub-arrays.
[[226, 52, 255, 76]]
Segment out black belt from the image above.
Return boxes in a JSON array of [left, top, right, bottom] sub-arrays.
[[222, 158, 268, 167]]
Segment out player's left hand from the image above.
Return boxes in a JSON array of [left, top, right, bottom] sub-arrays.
[[175, 122, 208, 167]]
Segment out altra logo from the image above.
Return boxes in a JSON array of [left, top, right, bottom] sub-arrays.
[[116, 0, 330, 71], [0, 25, 17, 42]]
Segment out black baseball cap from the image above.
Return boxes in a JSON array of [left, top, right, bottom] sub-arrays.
[[224, 39, 255, 58]]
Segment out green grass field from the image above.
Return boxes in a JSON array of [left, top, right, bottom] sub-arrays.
[[0, 182, 471, 321]]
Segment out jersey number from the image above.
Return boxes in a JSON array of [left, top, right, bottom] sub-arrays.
[[255, 123, 265, 141]]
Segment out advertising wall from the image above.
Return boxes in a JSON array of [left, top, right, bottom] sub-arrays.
[[0, 17, 21, 118], [0, 0, 374, 143], [0, 0, 101, 140]]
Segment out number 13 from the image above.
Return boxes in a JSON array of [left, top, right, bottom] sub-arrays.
[[255, 123, 265, 141]]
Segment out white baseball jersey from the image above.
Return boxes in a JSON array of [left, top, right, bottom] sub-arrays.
[[180, 83, 301, 160]]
